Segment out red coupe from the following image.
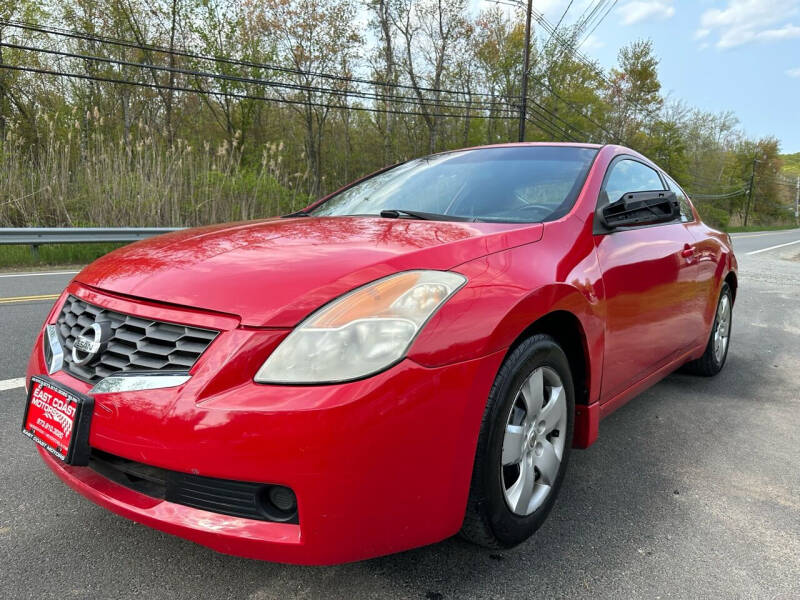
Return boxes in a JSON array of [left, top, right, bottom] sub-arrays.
[[23, 143, 737, 564]]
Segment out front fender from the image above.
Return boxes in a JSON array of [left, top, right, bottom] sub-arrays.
[[408, 240, 605, 406]]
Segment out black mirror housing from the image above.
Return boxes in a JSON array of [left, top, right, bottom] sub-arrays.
[[597, 190, 680, 232]]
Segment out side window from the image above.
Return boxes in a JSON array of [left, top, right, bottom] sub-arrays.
[[664, 175, 695, 222], [604, 159, 664, 205]]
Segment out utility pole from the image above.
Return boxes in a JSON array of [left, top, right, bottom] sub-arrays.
[[518, 0, 533, 142], [744, 155, 756, 227], [795, 175, 799, 223], [0, 24, 5, 145]]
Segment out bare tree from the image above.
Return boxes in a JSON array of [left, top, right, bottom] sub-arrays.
[[256, 0, 362, 197], [366, 0, 398, 165], [393, 0, 468, 153]]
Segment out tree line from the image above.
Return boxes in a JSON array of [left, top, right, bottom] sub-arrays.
[[0, 0, 794, 229]]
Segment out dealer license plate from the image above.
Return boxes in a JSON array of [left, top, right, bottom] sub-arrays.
[[22, 376, 93, 465]]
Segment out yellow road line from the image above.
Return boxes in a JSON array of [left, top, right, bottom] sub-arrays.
[[0, 294, 60, 305]]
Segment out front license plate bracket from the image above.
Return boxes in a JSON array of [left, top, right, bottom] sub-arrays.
[[22, 375, 94, 466]]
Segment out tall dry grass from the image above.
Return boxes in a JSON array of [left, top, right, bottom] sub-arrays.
[[0, 109, 310, 227]]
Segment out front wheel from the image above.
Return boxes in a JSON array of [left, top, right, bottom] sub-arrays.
[[460, 334, 574, 548], [683, 282, 733, 377]]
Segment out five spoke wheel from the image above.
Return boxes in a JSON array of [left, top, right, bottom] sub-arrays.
[[501, 366, 567, 516]]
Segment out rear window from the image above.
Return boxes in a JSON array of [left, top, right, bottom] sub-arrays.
[[312, 146, 599, 223]]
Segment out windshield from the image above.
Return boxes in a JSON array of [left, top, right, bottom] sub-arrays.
[[311, 146, 598, 223]]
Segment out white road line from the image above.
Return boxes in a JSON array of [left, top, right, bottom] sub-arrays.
[[731, 231, 798, 239], [0, 377, 25, 392], [0, 271, 78, 278], [747, 239, 800, 256]]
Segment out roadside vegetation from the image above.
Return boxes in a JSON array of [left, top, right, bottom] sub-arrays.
[[780, 153, 800, 176], [0, 0, 796, 234], [727, 224, 800, 234], [0, 242, 123, 269]]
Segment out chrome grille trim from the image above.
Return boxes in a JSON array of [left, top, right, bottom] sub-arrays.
[[56, 295, 218, 383]]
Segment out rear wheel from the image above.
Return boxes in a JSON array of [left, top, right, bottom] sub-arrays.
[[460, 334, 574, 548], [683, 282, 733, 376]]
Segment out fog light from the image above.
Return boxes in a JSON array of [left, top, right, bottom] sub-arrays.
[[269, 486, 297, 512], [256, 485, 298, 522]]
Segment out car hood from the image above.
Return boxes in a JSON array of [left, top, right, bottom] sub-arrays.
[[76, 216, 543, 327]]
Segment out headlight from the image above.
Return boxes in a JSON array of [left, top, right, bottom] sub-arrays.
[[255, 270, 466, 384]]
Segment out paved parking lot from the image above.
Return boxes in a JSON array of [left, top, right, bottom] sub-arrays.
[[1, 230, 799, 599]]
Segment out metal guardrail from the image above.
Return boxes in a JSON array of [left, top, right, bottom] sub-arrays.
[[0, 227, 182, 256], [0, 227, 181, 245]]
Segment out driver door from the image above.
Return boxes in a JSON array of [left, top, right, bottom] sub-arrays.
[[594, 157, 699, 402]]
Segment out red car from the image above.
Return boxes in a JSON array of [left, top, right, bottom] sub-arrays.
[[23, 143, 737, 564]]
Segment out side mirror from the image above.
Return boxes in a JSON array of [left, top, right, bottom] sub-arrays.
[[597, 190, 680, 232]]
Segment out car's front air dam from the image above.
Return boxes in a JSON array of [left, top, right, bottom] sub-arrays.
[[29, 341, 506, 564], [39, 446, 303, 558]]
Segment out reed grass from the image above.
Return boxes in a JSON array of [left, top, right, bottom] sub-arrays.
[[0, 110, 309, 228]]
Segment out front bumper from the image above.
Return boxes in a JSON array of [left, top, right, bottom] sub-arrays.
[[26, 283, 505, 564]]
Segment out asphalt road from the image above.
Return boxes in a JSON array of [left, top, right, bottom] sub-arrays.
[[1, 229, 799, 599], [729, 227, 800, 255]]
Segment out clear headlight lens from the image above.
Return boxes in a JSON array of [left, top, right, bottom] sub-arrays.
[[255, 270, 466, 384]]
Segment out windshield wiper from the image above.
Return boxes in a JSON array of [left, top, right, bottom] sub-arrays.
[[379, 209, 473, 222], [281, 209, 312, 218]]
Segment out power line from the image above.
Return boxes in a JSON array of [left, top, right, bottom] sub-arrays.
[[5, 34, 603, 137], [530, 1, 661, 121], [526, 114, 572, 142], [527, 73, 618, 141], [2, 41, 520, 114], [488, 0, 661, 123], [4, 17, 619, 141], [483, 2, 617, 140], [3, 16, 629, 142], [577, 0, 618, 49], [0, 63, 517, 120], [690, 188, 748, 200], [526, 106, 578, 142], [0, 19, 514, 101], [527, 96, 589, 140], [687, 178, 748, 191], [575, 0, 608, 33], [545, 0, 574, 48]]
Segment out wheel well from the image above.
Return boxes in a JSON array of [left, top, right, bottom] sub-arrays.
[[725, 271, 738, 303], [509, 311, 590, 405]]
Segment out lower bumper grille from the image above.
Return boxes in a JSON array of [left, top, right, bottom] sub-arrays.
[[89, 449, 298, 524]]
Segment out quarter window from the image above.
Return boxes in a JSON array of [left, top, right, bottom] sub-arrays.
[[664, 175, 695, 222], [604, 159, 664, 205]]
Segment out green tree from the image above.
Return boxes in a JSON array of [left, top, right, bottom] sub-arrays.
[[607, 39, 663, 146]]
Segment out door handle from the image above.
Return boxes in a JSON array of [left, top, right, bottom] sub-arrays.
[[681, 244, 696, 258]]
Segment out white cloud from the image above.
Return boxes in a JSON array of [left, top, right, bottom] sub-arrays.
[[530, 0, 572, 13], [787, 67, 800, 77], [580, 33, 606, 50], [617, 1, 675, 26], [697, 0, 800, 48]]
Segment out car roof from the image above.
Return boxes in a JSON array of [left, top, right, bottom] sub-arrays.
[[422, 142, 665, 178], [450, 142, 606, 152]]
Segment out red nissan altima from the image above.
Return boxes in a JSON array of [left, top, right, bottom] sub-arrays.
[[23, 143, 736, 564]]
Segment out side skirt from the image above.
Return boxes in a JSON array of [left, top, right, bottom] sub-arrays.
[[598, 344, 705, 421]]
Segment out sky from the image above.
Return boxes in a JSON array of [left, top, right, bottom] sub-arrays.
[[471, 0, 800, 153]]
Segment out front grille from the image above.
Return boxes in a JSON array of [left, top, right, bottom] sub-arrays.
[[56, 295, 218, 383], [89, 449, 298, 523]]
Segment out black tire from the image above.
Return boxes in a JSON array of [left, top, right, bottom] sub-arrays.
[[460, 334, 574, 549], [683, 282, 733, 377]]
